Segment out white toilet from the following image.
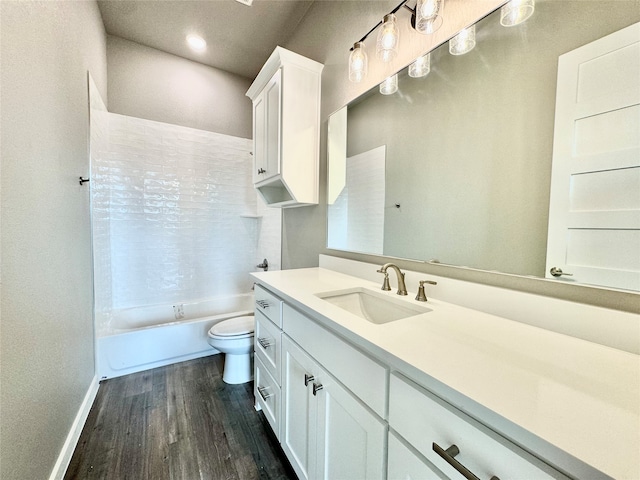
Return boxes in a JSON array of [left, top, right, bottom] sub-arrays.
[[207, 315, 255, 384]]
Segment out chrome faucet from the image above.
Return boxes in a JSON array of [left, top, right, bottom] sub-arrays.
[[376, 263, 408, 296]]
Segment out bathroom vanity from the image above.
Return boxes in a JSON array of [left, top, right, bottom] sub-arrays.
[[252, 265, 639, 480]]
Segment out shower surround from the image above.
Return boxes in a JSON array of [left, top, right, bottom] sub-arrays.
[[90, 98, 280, 375]]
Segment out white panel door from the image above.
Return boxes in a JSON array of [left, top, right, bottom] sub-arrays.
[[315, 366, 386, 480], [264, 68, 282, 182], [281, 336, 318, 480], [252, 93, 266, 184], [546, 22, 640, 290]]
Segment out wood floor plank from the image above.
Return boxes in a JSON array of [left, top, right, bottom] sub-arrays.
[[65, 354, 295, 480]]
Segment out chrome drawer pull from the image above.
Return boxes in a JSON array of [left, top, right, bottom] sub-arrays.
[[257, 386, 272, 401], [432, 443, 500, 480], [257, 337, 272, 349], [256, 299, 269, 309], [304, 373, 315, 386], [312, 383, 323, 396]]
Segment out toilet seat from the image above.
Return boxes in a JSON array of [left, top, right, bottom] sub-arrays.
[[209, 315, 254, 338]]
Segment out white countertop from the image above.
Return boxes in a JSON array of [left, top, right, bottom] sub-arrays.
[[252, 267, 640, 480]]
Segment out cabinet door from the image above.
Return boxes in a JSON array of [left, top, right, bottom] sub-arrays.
[[252, 92, 266, 184], [281, 336, 318, 480], [315, 367, 387, 480], [388, 431, 447, 480], [263, 69, 281, 182]]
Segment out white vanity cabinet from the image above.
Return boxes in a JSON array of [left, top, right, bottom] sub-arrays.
[[281, 335, 386, 480], [246, 47, 323, 208]]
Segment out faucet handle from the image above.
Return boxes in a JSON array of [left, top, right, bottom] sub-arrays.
[[377, 270, 392, 291], [416, 280, 437, 302]]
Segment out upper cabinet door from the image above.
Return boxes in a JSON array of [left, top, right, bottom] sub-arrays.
[[252, 93, 266, 184], [252, 69, 281, 184], [546, 22, 640, 291], [264, 69, 282, 182]]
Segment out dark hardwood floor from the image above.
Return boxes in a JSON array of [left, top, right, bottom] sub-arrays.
[[65, 355, 296, 480]]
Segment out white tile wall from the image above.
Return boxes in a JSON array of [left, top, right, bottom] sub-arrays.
[[327, 145, 385, 254], [90, 111, 281, 334]]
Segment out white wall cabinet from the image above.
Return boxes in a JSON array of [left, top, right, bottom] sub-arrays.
[[246, 47, 323, 208], [281, 336, 386, 480]]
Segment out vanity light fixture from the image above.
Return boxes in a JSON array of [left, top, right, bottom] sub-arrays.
[[186, 34, 207, 52], [349, 42, 368, 83], [409, 53, 431, 78], [415, 0, 444, 34], [449, 25, 476, 55], [379, 74, 398, 95], [500, 0, 535, 27], [377, 14, 400, 62]]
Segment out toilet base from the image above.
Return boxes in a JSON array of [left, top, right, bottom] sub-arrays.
[[222, 352, 253, 384]]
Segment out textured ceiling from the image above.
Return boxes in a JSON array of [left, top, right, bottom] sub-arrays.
[[97, 0, 316, 80]]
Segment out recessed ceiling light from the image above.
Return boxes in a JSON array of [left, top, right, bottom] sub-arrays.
[[186, 34, 206, 51], [235, 0, 253, 5]]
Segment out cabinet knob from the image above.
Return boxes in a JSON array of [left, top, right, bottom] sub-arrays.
[[312, 383, 323, 396], [257, 386, 272, 401], [257, 337, 272, 349], [304, 373, 315, 386]]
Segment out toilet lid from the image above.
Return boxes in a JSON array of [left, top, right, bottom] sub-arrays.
[[210, 316, 254, 337]]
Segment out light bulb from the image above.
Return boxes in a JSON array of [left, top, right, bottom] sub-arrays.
[[500, 0, 535, 27], [449, 25, 476, 55], [409, 53, 431, 78], [415, 0, 444, 35], [186, 34, 206, 51], [349, 42, 368, 83], [376, 14, 399, 62], [379, 74, 398, 95]]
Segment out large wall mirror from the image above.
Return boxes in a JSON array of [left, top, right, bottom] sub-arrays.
[[327, 0, 640, 292]]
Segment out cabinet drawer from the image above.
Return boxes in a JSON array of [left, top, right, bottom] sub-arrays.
[[255, 356, 281, 440], [389, 373, 570, 480], [255, 310, 281, 384], [388, 431, 447, 480], [283, 303, 388, 419], [254, 284, 283, 327]]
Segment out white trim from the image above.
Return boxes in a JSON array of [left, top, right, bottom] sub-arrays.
[[48, 375, 100, 480]]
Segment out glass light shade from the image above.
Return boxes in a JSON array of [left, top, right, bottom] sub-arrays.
[[379, 74, 398, 95], [500, 0, 535, 27], [409, 53, 431, 78], [415, 0, 444, 34], [449, 25, 476, 55], [349, 42, 368, 83], [376, 14, 399, 62]]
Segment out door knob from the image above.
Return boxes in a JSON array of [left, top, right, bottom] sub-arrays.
[[550, 267, 573, 277]]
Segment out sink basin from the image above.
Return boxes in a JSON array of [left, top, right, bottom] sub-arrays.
[[316, 287, 431, 324]]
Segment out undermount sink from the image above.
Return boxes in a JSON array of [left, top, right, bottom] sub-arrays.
[[316, 287, 431, 324]]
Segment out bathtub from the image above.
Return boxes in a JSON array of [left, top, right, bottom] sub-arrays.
[[97, 294, 254, 379]]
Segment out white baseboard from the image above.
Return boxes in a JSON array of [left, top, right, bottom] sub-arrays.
[[48, 375, 100, 480]]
